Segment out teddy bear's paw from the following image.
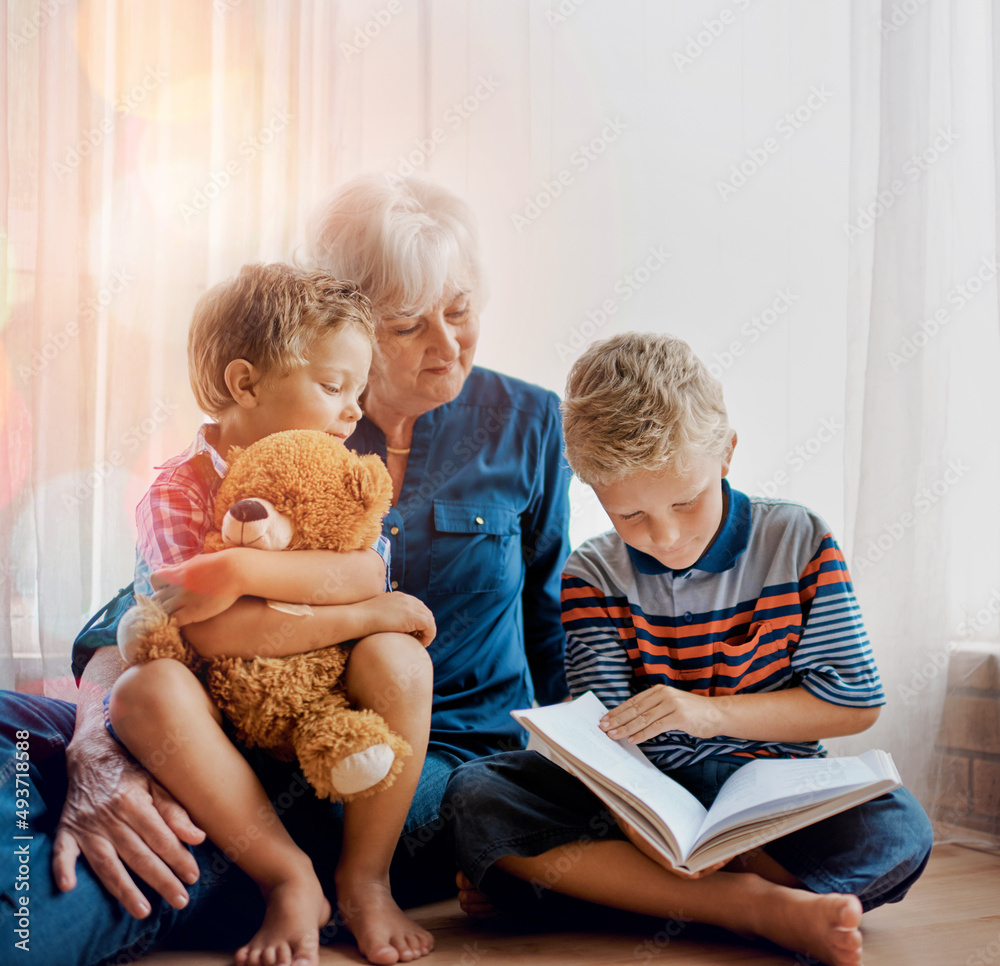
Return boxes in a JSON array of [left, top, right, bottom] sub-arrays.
[[329, 743, 396, 796], [117, 598, 173, 665]]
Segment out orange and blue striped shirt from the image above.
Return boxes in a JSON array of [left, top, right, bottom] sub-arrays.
[[561, 480, 884, 769]]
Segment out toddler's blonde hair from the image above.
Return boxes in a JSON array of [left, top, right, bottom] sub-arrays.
[[188, 263, 374, 417]]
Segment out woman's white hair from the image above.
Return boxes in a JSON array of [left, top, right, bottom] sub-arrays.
[[306, 173, 488, 319]]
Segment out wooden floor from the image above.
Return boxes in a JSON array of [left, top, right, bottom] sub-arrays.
[[144, 845, 999, 965]]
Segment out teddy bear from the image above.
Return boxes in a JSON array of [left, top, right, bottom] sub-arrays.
[[116, 429, 411, 802]]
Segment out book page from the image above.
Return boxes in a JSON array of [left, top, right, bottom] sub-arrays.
[[694, 753, 890, 847], [691, 778, 898, 870], [513, 693, 707, 855], [544, 746, 684, 865]]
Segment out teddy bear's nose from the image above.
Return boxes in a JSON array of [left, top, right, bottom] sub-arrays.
[[230, 499, 269, 523]]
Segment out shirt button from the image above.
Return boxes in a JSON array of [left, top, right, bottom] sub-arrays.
[[390, 580, 399, 590], [390, 526, 399, 535], [475, 516, 484, 525], [683, 611, 693, 623]]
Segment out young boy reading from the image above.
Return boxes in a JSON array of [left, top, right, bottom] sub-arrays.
[[107, 264, 437, 966], [445, 332, 933, 966]]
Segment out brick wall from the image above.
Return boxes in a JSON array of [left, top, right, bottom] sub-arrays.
[[932, 643, 1000, 845]]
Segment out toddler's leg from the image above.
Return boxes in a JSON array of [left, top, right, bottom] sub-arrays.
[[336, 632, 435, 965], [109, 660, 330, 966], [446, 752, 866, 966]]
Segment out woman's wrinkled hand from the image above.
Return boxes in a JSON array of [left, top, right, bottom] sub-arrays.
[[53, 729, 206, 918]]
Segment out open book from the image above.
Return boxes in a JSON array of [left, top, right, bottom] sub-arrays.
[[511, 691, 901, 875]]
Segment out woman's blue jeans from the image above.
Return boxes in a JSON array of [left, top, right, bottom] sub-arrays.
[[0, 691, 461, 966]]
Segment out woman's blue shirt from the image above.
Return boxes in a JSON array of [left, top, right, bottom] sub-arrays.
[[348, 367, 572, 760]]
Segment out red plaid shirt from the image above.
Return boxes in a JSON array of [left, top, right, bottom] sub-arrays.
[[133, 424, 230, 595], [134, 424, 390, 594]]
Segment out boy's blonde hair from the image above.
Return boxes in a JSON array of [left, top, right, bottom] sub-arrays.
[[562, 332, 732, 485], [188, 263, 374, 417]]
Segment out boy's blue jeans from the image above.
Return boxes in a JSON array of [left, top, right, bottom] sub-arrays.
[[0, 691, 461, 966], [445, 750, 934, 916]]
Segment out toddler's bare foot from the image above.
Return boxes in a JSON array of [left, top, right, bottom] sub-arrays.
[[750, 885, 863, 966], [337, 877, 433, 965], [456, 871, 499, 919], [234, 877, 331, 966]]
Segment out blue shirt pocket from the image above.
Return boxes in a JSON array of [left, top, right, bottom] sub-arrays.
[[429, 500, 521, 595]]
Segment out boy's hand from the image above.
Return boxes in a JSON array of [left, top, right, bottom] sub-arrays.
[[151, 553, 243, 626], [363, 592, 437, 646], [600, 685, 724, 743]]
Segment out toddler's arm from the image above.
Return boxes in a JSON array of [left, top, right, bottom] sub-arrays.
[[182, 591, 436, 659], [151, 546, 386, 626]]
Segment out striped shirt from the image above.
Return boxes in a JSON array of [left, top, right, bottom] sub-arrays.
[[561, 479, 884, 768], [134, 423, 391, 595]]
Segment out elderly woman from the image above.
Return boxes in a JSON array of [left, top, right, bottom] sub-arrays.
[[0, 175, 570, 964], [306, 172, 572, 884]]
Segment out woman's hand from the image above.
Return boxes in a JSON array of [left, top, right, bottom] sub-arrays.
[[151, 553, 243, 626], [600, 685, 726, 743], [53, 727, 206, 918]]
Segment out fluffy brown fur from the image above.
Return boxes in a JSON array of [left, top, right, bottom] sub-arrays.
[[127, 430, 410, 802]]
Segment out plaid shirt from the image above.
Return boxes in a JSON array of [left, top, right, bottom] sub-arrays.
[[134, 423, 391, 595]]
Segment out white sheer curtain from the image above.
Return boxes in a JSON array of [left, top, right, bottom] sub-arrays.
[[1, 0, 342, 692], [3, 1, 998, 837], [840, 0, 1000, 848]]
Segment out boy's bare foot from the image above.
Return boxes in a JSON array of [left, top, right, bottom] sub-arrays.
[[337, 877, 434, 965], [234, 878, 331, 966], [456, 871, 500, 919], [750, 884, 863, 966]]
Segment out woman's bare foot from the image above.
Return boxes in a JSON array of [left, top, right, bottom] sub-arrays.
[[337, 877, 434, 965], [234, 877, 331, 966], [750, 884, 863, 966], [456, 871, 500, 919]]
